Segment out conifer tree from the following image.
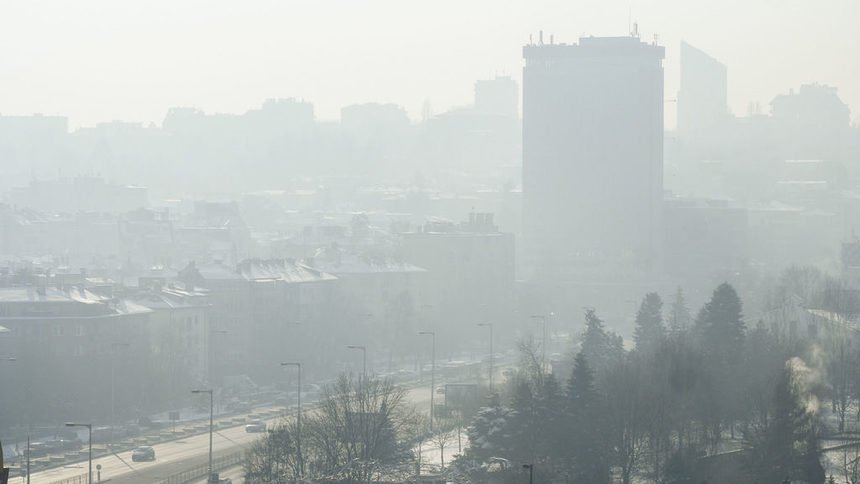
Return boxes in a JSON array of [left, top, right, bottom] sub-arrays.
[[581, 308, 624, 376], [567, 351, 610, 484], [669, 286, 692, 335], [634, 292, 665, 353], [696, 283, 745, 363]]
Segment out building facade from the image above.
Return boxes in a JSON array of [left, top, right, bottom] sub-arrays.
[[522, 35, 665, 282]]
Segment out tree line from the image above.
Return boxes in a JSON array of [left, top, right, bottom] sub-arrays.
[[455, 281, 839, 483], [244, 268, 860, 483]]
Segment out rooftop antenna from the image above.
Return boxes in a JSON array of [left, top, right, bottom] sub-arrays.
[[550, 34, 554, 45], [529, 33, 533, 45], [628, 7, 632, 36], [539, 30, 544, 45], [632, 22, 639, 38]]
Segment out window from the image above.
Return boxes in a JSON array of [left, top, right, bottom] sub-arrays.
[[75, 325, 85, 337], [54, 326, 64, 337]]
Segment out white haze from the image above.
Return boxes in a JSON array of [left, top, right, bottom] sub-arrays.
[[1, 0, 858, 128]]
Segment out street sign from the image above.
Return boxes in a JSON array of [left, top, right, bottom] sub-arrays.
[[170, 411, 180, 433]]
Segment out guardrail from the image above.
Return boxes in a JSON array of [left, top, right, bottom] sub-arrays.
[[47, 472, 89, 484], [152, 451, 244, 484]]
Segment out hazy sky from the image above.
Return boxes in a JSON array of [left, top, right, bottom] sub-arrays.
[[1, 0, 858, 129]]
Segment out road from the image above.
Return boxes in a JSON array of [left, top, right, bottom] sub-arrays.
[[28, 413, 277, 484], [28, 380, 441, 484]]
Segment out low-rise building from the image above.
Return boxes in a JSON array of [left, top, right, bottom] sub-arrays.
[[0, 284, 153, 430], [128, 283, 211, 406], [179, 258, 337, 385]]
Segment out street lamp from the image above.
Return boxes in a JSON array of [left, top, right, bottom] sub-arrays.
[[418, 331, 436, 431], [346, 345, 367, 381], [281, 362, 303, 479], [530, 315, 547, 373], [0, 356, 22, 482], [110, 342, 130, 450], [2, 357, 31, 484], [523, 463, 534, 484], [477, 323, 494, 392], [191, 389, 214, 480], [65, 423, 92, 484]]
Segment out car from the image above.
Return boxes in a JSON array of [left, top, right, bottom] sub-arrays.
[[131, 446, 155, 462], [207, 472, 232, 483], [245, 420, 266, 433]]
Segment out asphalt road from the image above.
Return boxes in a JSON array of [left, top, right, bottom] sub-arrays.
[[28, 414, 277, 484], [29, 381, 440, 484]]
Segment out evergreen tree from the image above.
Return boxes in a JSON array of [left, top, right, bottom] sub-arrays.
[[668, 286, 692, 335], [695, 283, 747, 440], [567, 351, 609, 483], [535, 373, 567, 466], [581, 308, 624, 376], [509, 378, 538, 461], [634, 292, 665, 353], [568, 351, 598, 412], [696, 283, 746, 363], [744, 363, 824, 483], [466, 397, 517, 462]]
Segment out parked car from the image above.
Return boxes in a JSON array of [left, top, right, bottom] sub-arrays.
[[245, 420, 266, 433], [44, 438, 81, 451], [131, 446, 155, 462], [26, 442, 48, 458]]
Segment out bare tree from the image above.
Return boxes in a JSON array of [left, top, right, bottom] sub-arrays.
[[244, 374, 417, 483]]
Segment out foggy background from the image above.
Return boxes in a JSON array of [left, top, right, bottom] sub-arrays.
[[2, 1, 860, 482], [2, 0, 859, 128]]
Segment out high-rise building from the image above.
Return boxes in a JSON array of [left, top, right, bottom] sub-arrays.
[[677, 41, 729, 150], [522, 35, 665, 282]]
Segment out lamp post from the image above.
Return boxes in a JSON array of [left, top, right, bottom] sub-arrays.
[[110, 342, 130, 451], [418, 331, 436, 431], [209, 330, 228, 416], [346, 345, 367, 381], [281, 362, 303, 479], [3, 357, 32, 484], [477, 323, 494, 392], [65, 423, 92, 484], [191, 389, 214, 480], [523, 463, 534, 484], [0, 357, 22, 483], [530, 315, 547, 373]]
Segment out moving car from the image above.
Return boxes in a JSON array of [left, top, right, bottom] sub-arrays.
[[131, 446, 155, 462], [245, 420, 266, 433]]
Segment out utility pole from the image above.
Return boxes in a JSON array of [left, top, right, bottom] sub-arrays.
[[191, 389, 214, 480], [523, 463, 534, 484], [418, 331, 436, 431], [477, 323, 494, 392], [281, 362, 303, 479]]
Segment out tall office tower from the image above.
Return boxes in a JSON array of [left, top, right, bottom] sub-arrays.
[[677, 41, 729, 151], [522, 35, 665, 282]]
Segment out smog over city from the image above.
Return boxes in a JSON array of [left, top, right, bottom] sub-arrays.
[[1, 1, 860, 483]]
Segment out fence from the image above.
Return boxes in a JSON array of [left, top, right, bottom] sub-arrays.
[[152, 451, 244, 484], [47, 473, 89, 484]]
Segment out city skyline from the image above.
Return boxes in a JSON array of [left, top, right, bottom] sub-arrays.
[[1, 0, 859, 129]]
